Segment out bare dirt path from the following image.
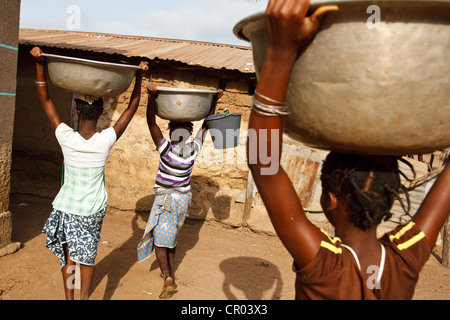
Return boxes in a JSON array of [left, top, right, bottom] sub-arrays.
[[1, 194, 449, 300]]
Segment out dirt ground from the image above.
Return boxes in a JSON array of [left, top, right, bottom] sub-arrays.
[[1, 193, 449, 301]]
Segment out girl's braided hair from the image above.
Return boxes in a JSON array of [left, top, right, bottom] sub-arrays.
[[74, 98, 104, 120], [320, 152, 413, 231]]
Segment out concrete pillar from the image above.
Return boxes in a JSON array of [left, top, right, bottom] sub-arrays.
[[0, 0, 21, 255]]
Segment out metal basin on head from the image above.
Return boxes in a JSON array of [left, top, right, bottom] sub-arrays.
[[42, 53, 142, 98], [234, 0, 450, 155], [155, 87, 218, 122]]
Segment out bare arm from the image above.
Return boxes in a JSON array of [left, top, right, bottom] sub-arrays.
[[113, 61, 149, 140], [413, 161, 450, 248], [146, 83, 164, 147], [195, 89, 223, 142], [30, 47, 62, 131], [247, 0, 338, 268]]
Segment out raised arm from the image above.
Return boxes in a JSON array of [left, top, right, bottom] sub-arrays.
[[196, 89, 223, 142], [113, 61, 148, 140], [247, 0, 338, 268], [413, 160, 450, 249], [30, 47, 62, 131], [146, 84, 164, 147]]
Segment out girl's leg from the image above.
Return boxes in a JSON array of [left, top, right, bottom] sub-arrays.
[[80, 264, 95, 300], [155, 245, 171, 279], [155, 245, 175, 298], [168, 246, 176, 278], [61, 244, 76, 300]]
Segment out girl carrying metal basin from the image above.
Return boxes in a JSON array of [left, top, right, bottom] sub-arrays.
[[247, 0, 450, 299], [137, 83, 223, 299], [30, 46, 148, 300]]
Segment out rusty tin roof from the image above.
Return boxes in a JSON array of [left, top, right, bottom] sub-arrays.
[[19, 28, 255, 74]]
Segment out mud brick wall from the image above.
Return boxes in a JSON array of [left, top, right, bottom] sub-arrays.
[[0, 0, 21, 249]]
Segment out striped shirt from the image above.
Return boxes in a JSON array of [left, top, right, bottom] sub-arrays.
[[154, 138, 202, 193]]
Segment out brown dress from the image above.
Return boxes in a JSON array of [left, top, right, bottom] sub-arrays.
[[293, 222, 430, 300]]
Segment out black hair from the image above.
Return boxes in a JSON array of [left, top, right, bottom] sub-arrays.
[[320, 152, 411, 231], [168, 121, 194, 135], [74, 98, 104, 120]]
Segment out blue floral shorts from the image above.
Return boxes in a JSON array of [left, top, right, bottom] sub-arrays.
[[42, 207, 106, 269]]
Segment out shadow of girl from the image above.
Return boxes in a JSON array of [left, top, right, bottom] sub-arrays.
[[219, 257, 283, 300], [90, 211, 148, 300]]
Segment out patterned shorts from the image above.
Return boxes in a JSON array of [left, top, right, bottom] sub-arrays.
[[137, 190, 192, 262], [42, 207, 106, 269]]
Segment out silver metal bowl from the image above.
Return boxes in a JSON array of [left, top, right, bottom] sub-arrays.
[[234, 0, 450, 155], [42, 53, 142, 98], [155, 87, 218, 121]]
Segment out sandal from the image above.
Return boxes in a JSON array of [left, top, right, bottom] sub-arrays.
[[159, 276, 175, 299]]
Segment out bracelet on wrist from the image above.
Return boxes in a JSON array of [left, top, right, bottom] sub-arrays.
[[252, 96, 290, 117], [35, 80, 47, 86], [254, 90, 284, 105]]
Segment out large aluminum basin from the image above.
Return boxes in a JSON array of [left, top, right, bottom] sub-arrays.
[[234, 0, 450, 155], [155, 87, 218, 121], [42, 53, 141, 98]]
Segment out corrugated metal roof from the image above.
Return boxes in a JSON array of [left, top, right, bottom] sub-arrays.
[[19, 28, 255, 74]]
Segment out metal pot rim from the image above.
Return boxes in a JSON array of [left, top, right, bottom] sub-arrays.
[[233, 0, 450, 42], [41, 53, 142, 70], [156, 86, 218, 94], [206, 113, 242, 121]]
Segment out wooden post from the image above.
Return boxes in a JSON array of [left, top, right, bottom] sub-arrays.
[[442, 216, 450, 267], [243, 170, 254, 227]]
